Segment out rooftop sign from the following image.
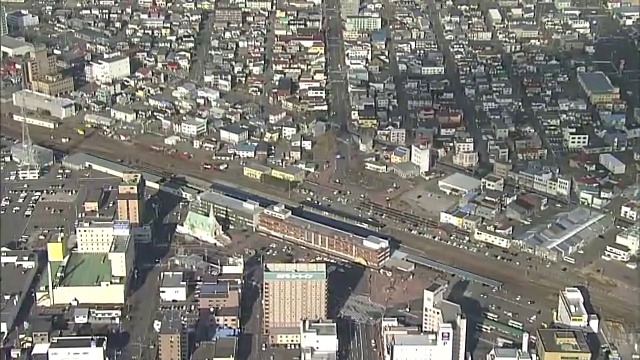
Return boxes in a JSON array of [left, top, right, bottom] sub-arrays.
[[264, 272, 326, 281]]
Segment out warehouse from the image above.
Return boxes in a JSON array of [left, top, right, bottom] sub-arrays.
[[13, 90, 76, 119], [0, 36, 35, 56], [438, 173, 482, 196], [599, 153, 626, 175], [577, 71, 620, 104], [11, 143, 54, 167]]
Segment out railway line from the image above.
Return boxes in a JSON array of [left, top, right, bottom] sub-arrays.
[[1, 122, 638, 324]]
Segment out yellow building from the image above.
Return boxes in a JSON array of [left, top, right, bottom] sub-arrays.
[[536, 329, 592, 360], [243, 163, 272, 180], [271, 166, 306, 182], [357, 118, 378, 128], [390, 146, 410, 164], [47, 235, 67, 262], [577, 71, 620, 105]]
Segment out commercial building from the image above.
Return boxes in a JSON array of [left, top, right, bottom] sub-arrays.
[[36, 221, 135, 306], [389, 324, 455, 360], [510, 165, 571, 199], [12, 114, 60, 129], [615, 222, 639, 256], [189, 190, 263, 230], [556, 287, 598, 331], [158, 309, 190, 360], [5, 10, 39, 31], [535, 329, 591, 360], [30, 73, 74, 97], [85, 55, 131, 84], [13, 90, 76, 119], [577, 71, 620, 104], [24, 48, 57, 84], [345, 15, 382, 32], [258, 204, 391, 268], [0, 7, 7, 35], [300, 320, 339, 360], [159, 272, 188, 302], [197, 281, 240, 329], [438, 173, 482, 196], [270, 166, 306, 182], [0, 249, 38, 341], [341, 0, 360, 19], [262, 263, 328, 345], [0, 36, 35, 56], [30, 336, 108, 360], [422, 281, 467, 360], [191, 338, 238, 360], [117, 172, 145, 226], [243, 163, 272, 180], [411, 143, 431, 173], [620, 201, 638, 222]]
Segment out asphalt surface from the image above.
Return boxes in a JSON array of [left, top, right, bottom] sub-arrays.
[[325, 0, 351, 131], [338, 319, 378, 360]]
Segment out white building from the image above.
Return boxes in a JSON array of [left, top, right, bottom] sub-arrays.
[[563, 131, 589, 149], [33, 336, 108, 360], [6, 10, 39, 31], [345, 15, 382, 32], [179, 117, 208, 137], [390, 324, 454, 360], [0, 36, 35, 56], [13, 90, 76, 119], [300, 320, 339, 360], [556, 287, 598, 332], [219, 124, 249, 144], [85, 55, 131, 84], [422, 281, 467, 360], [438, 173, 482, 196], [615, 223, 640, 255], [620, 202, 638, 222], [159, 271, 188, 302], [411, 144, 431, 173]]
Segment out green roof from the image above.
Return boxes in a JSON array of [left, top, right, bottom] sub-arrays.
[[60, 253, 112, 286]]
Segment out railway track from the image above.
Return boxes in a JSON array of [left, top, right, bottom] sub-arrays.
[[2, 123, 638, 324]]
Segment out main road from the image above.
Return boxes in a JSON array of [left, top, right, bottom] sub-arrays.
[[324, 0, 352, 133]]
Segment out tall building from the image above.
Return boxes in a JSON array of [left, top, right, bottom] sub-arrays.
[[300, 320, 339, 360], [24, 49, 56, 84], [117, 172, 145, 226], [0, 6, 8, 36], [556, 287, 598, 332], [411, 143, 431, 173], [390, 323, 454, 360], [341, 0, 360, 19], [158, 309, 190, 360], [262, 263, 328, 345], [422, 281, 467, 360]]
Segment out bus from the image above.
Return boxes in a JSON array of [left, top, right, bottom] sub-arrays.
[[483, 312, 499, 321], [508, 320, 524, 330], [563, 256, 576, 264], [477, 324, 493, 333]]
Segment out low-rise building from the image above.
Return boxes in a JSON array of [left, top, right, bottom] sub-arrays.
[[159, 272, 188, 302], [30, 73, 74, 97], [13, 90, 76, 119], [535, 329, 591, 360]]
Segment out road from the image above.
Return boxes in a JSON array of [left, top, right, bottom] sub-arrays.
[[324, 0, 352, 132], [381, 0, 410, 130], [425, 0, 488, 166], [339, 319, 378, 360], [190, 11, 214, 84]]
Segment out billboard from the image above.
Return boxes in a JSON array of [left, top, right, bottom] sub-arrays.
[[441, 332, 451, 342], [264, 272, 326, 281]]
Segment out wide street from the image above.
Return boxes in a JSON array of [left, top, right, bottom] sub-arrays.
[[324, 0, 351, 132]]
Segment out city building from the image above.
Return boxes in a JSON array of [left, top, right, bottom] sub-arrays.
[[0, 36, 35, 56], [556, 287, 598, 331], [620, 201, 639, 222], [158, 309, 190, 360], [30, 336, 108, 360], [23, 48, 57, 84], [257, 204, 391, 268], [85, 55, 131, 84], [159, 272, 188, 302], [422, 281, 467, 360], [262, 263, 328, 345], [36, 221, 135, 306], [577, 71, 620, 104], [13, 90, 76, 119], [345, 15, 382, 32], [535, 329, 591, 360], [176, 205, 227, 245], [1, 7, 9, 35], [219, 124, 249, 144], [30, 73, 74, 97], [0, 249, 38, 341], [438, 173, 482, 196], [510, 166, 571, 199], [614, 222, 639, 256], [300, 320, 339, 360], [390, 324, 455, 360], [5, 10, 39, 31], [187, 190, 263, 230], [191, 338, 238, 360], [411, 143, 431, 173], [117, 172, 145, 226], [341, 0, 360, 18]]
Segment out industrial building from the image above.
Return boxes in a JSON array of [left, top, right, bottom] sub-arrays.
[[0, 249, 38, 341], [258, 204, 391, 268], [513, 207, 612, 262], [262, 263, 328, 345], [556, 287, 598, 332], [36, 221, 135, 306], [535, 329, 592, 360], [576, 71, 620, 104], [31, 336, 108, 360], [438, 173, 482, 196], [117, 172, 146, 226], [158, 309, 190, 360], [13, 89, 76, 119]]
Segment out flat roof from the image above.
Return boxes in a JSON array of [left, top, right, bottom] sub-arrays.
[[14, 89, 75, 108], [161, 272, 185, 287], [577, 71, 617, 94], [264, 262, 327, 280], [59, 253, 112, 287], [394, 248, 503, 288], [50, 336, 106, 349], [537, 329, 591, 354], [439, 173, 482, 192], [0, 36, 34, 50], [213, 338, 237, 358], [197, 190, 262, 217], [393, 334, 437, 346]]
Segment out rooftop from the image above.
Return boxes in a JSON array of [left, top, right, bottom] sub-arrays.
[[439, 173, 482, 192], [577, 71, 617, 95], [560, 287, 587, 318], [537, 329, 591, 354], [393, 333, 437, 346], [14, 89, 75, 108], [0, 36, 35, 50], [197, 190, 263, 217], [161, 272, 185, 288], [49, 336, 106, 349], [264, 262, 327, 281], [58, 253, 112, 287]]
